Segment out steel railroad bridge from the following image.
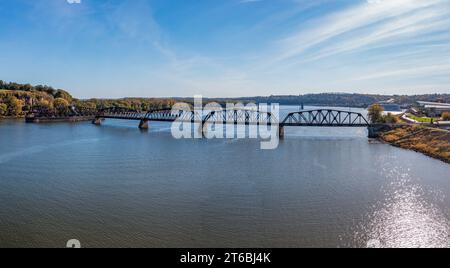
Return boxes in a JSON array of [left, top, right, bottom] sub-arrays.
[[93, 108, 385, 138]]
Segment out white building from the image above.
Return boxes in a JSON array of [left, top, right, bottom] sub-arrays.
[[417, 101, 450, 117]]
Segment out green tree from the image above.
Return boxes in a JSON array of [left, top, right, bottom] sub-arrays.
[[20, 83, 33, 91], [0, 103, 7, 116], [75, 100, 96, 112], [54, 89, 73, 102], [54, 98, 70, 114], [368, 104, 385, 124]]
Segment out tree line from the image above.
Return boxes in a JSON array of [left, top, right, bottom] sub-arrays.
[[0, 81, 179, 117], [2, 80, 450, 118], [236, 93, 450, 108]]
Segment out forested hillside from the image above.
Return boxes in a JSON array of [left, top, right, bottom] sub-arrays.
[[0, 81, 177, 117], [0, 81, 73, 117]]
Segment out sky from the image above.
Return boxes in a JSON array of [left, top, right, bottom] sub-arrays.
[[0, 0, 450, 98]]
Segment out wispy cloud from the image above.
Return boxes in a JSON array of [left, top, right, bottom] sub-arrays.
[[236, 0, 450, 95], [274, 0, 448, 62], [4, 0, 450, 97], [350, 63, 450, 81]]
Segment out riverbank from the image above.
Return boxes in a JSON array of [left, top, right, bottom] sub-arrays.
[[0, 115, 23, 119], [380, 125, 450, 164], [1, 115, 95, 123], [25, 115, 95, 123]]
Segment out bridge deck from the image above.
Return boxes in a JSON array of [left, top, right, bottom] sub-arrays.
[[95, 108, 371, 128], [98, 116, 369, 127]]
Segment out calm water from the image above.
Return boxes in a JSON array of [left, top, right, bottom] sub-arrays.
[[0, 106, 449, 248]]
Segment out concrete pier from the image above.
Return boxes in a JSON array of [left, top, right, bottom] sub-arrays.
[[367, 124, 397, 138], [278, 126, 285, 139], [92, 117, 103, 125], [139, 119, 149, 130], [368, 126, 378, 138]]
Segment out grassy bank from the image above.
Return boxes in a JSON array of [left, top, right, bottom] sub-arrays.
[[380, 125, 450, 164], [405, 113, 439, 123]]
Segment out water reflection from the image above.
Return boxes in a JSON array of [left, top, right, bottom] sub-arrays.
[[357, 157, 449, 248]]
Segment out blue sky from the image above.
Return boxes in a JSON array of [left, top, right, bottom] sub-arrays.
[[0, 0, 449, 98]]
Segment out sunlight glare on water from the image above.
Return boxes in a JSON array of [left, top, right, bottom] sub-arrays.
[[357, 156, 450, 248]]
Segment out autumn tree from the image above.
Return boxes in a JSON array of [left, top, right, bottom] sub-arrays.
[[0, 103, 7, 116], [35, 99, 54, 113], [368, 104, 385, 124], [6, 96, 23, 116], [54, 98, 70, 114], [442, 112, 450, 121]]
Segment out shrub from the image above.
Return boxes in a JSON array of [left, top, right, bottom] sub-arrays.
[[0, 103, 7, 116], [384, 113, 399, 124], [442, 112, 450, 121]]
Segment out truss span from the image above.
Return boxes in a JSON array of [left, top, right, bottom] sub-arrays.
[[95, 108, 370, 127], [281, 109, 369, 127]]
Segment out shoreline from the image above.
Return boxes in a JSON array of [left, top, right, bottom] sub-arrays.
[[1, 115, 95, 123], [379, 125, 450, 164], [25, 115, 95, 123], [0, 116, 24, 119]]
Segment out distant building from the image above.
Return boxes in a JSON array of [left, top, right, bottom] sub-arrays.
[[417, 101, 450, 117], [376, 99, 401, 112]]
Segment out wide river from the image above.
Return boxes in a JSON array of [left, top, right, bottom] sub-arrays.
[[0, 106, 449, 248]]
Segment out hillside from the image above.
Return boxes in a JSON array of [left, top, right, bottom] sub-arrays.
[[0, 81, 73, 117], [0, 81, 177, 117], [0, 90, 58, 117]]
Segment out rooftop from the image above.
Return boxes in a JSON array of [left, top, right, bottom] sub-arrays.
[[417, 101, 450, 107]]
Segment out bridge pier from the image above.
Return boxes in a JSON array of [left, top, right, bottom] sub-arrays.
[[278, 125, 285, 139], [368, 124, 395, 138], [92, 117, 103, 125], [368, 126, 378, 138], [139, 119, 149, 130]]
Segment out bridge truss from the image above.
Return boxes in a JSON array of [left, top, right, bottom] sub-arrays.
[[95, 108, 370, 130], [281, 109, 369, 127]]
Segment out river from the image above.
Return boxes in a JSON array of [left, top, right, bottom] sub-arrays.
[[0, 106, 449, 248]]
